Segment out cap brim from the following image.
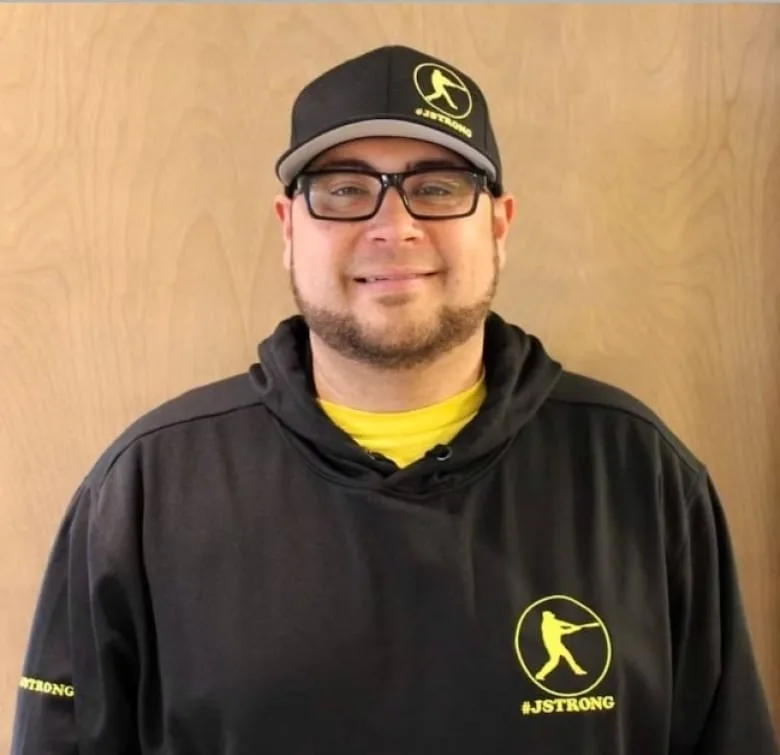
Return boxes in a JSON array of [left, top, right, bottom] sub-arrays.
[[275, 118, 498, 186]]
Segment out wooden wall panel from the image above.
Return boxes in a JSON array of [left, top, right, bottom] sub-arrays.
[[2, 4, 778, 746]]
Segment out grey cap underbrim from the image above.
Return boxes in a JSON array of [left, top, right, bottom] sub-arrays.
[[275, 118, 498, 186]]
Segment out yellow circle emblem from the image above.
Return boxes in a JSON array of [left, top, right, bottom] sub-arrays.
[[412, 62, 473, 120], [514, 595, 612, 698]]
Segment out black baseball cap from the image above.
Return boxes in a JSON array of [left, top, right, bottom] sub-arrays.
[[275, 45, 504, 195]]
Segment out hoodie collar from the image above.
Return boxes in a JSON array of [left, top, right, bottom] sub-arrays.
[[248, 312, 562, 496]]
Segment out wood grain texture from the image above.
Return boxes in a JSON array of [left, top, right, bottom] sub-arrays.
[[2, 4, 779, 742]]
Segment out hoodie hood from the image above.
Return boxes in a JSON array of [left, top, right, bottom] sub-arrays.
[[249, 311, 562, 495]]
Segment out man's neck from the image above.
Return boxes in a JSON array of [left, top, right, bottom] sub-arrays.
[[310, 334, 485, 413]]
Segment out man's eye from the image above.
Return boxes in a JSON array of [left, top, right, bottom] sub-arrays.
[[330, 185, 369, 196], [415, 183, 453, 196]]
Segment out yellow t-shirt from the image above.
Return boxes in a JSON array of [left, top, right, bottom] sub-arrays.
[[318, 375, 487, 469]]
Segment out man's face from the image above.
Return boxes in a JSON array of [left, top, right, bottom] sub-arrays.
[[273, 137, 515, 370]]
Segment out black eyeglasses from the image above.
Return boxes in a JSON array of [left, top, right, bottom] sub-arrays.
[[288, 167, 492, 221]]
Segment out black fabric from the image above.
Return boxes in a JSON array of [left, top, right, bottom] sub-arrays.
[[11, 312, 779, 754], [275, 45, 503, 192]]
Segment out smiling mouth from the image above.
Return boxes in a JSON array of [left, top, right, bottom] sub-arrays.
[[354, 273, 438, 283]]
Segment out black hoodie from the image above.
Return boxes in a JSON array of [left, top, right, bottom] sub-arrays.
[[11, 312, 778, 754]]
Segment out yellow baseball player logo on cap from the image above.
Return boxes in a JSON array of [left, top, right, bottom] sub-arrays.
[[514, 594, 612, 699], [413, 62, 473, 120]]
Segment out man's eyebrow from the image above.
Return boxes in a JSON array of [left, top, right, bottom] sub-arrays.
[[309, 158, 374, 170], [408, 158, 468, 170]]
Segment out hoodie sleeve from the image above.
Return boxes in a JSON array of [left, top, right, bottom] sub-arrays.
[[669, 468, 779, 755], [11, 477, 144, 754]]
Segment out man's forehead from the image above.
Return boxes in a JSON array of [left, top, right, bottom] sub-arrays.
[[309, 137, 468, 168]]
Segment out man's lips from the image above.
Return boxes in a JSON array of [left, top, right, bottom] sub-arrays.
[[353, 272, 439, 283]]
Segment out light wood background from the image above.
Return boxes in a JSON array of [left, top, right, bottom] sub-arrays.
[[2, 3, 779, 747]]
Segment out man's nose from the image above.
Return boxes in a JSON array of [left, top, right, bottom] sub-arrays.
[[365, 188, 424, 244]]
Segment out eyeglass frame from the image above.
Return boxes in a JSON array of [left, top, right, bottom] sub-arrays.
[[284, 166, 498, 222]]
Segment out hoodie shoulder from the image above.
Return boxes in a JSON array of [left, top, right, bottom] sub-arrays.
[[86, 372, 262, 489], [549, 370, 702, 474]]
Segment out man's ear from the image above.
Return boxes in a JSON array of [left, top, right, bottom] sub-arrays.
[[492, 193, 516, 269], [273, 195, 293, 271]]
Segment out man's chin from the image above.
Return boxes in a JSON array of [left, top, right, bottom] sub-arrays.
[[294, 289, 493, 369], [355, 307, 439, 336], [315, 318, 476, 370]]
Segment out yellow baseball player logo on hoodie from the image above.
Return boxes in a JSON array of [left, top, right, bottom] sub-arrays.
[[515, 595, 615, 713]]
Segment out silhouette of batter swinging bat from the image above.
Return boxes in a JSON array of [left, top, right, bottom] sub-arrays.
[[534, 610, 601, 681]]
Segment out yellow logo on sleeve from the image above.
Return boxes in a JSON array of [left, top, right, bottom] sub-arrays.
[[19, 676, 75, 698]]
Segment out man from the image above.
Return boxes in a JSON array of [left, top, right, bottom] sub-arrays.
[[11, 44, 778, 754]]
